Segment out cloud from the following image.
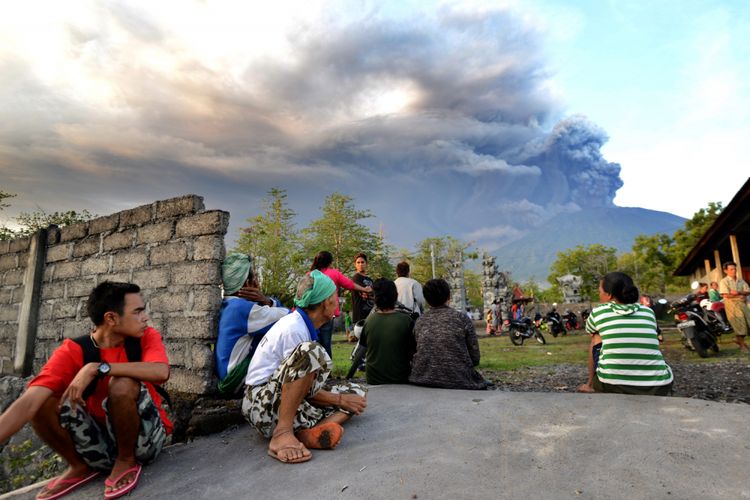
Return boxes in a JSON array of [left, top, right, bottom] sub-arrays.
[[0, 1, 624, 250]]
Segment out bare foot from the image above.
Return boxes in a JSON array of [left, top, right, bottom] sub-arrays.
[[576, 383, 594, 393], [105, 458, 139, 495], [268, 428, 311, 463]]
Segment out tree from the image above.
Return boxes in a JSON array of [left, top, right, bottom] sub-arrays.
[[302, 192, 393, 279], [0, 188, 95, 240], [235, 188, 303, 305], [464, 268, 483, 308], [409, 236, 475, 285], [548, 244, 618, 300]]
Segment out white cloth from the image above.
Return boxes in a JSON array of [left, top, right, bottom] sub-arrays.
[[246, 309, 313, 386], [395, 276, 425, 315]]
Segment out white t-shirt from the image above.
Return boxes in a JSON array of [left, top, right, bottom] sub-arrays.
[[245, 309, 313, 386], [394, 276, 425, 315]]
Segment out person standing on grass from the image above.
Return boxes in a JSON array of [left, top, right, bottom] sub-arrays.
[[577, 272, 672, 395], [719, 261, 750, 353], [394, 261, 424, 317], [243, 271, 367, 463], [0, 282, 171, 499], [350, 252, 374, 324], [309, 251, 372, 358]]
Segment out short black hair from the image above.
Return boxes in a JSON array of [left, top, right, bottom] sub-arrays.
[[354, 252, 368, 262], [396, 261, 410, 277], [372, 278, 397, 310], [423, 278, 450, 307], [723, 261, 737, 271], [87, 281, 141, 326]]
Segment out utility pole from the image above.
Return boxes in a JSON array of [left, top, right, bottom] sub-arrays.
[[430, 243, 436, 279]]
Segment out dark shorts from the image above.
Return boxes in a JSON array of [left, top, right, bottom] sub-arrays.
[[593, 377, 673, 396]]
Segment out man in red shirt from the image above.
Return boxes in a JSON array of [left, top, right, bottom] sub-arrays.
[[0, 282, 171, 499]]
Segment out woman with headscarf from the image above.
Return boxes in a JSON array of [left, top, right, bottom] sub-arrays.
[[243, 270, 368, 464], [215, 253, 290, 397], [309, 251, 372, 357]]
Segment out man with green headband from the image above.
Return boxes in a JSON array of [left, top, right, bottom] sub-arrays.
[[215, 253, 289, 397], [243, 270, 368, 464]]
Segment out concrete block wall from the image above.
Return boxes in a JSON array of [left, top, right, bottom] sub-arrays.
[[1, 194, 229, 395], [0, 237, 30, 375]]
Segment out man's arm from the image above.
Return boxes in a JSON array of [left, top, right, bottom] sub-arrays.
[[0, 386, 53, 444], [308, 390, 366, 415]]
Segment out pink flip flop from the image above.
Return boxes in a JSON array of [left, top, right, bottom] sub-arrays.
[[104, 464, 142, 499], [36, 471, 99, 500]]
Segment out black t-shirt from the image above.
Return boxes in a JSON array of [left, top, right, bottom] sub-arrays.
[[351, 272, 374, 323]]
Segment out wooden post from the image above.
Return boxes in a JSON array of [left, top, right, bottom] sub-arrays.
[[15, 228, 48, 376], [730, 234, 742, 272], [714, 250, 722, 281]]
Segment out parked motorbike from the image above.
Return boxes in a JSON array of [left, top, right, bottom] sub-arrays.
[[545, 310, 565, 337], [346, 320, 367, 379], [509, 316, 546, 345], [670, 293, 723, 358], [580, 309, 590, 324], [562, 310, 580, 331]]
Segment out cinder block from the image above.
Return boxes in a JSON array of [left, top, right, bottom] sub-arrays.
[[102, 231, 134, 252], [155, 195, 204, 219], [88, 214, 119, 235], [112, 249, 148, 272], [175, 211, 229, 238], [55, 299, 82, 319], [45, 243, 71, 263], [164, 367, 212, 395], [73, 237, 101, 257], [66, 278, 97, 298], [0, 254, 17, 271], [10, 285, 24, 303], [120, 204, 154, 228], [47, 227, 60, 245], [98, 272, 130, 284], [133, 267, 170, 289], [0, 341, 12, 358], [37, 321, 63, 340], [191, 286, 223, 313], [136, 221, 174, 245], [150, 242, 188, 266], [54, 261, 82, 280], [63, 320, 94, 339], [166, 316, 217, 340], [193, 235, 225, 261], [2, 268, 26, 286], [164, 342, 187, 366], [41, 282, 66, 300], [9, 237, 30, 253], [171, 261, 221, 286], [81, 256, 111, 276], [188, 343, 214, 370], [0, 240, 9, 253], [0, 304, 19, 322], [59, 223, 88, 242], [0, 287, 12, 304], [149, 291, 189, 313], [0, 323, 16, 339]]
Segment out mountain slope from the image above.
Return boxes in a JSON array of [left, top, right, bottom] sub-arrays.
[[492, 207, 685, 282]]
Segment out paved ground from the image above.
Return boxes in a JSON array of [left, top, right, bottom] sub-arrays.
[[5, 385, 749, 500]]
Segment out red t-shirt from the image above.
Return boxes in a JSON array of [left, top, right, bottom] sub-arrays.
[[29, 327, 173, 434]]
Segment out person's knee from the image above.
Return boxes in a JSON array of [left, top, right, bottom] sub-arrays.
[[30, 394, 60, 427], [108, 376, 140, 401]]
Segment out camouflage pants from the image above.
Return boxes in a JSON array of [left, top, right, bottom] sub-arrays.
[[59, 383, 167, 471], [242, 341, 367, 439]]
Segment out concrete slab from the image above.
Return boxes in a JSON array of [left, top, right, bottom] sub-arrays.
[[5, 386, 749, 499]]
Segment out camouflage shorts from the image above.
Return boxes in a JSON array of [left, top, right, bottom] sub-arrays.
[[59, 383, 167, 471], [242, 341, 367, 438]]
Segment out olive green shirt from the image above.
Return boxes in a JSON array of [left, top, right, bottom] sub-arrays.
[[362, 311, 415, 385]]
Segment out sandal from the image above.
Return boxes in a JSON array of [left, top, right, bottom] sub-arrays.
[[36, 471, 99, 500], [104, 464, 142, 499]]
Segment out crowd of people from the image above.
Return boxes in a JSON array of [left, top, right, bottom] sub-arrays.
[[2, 247, 749, 498]]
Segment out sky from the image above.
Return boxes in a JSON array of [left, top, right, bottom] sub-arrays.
[[1, 0, 748, 251]]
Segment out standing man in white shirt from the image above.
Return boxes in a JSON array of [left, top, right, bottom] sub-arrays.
[[394, 262, 425, 316]]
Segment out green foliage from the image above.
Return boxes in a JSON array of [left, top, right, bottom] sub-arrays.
[[409, 236, 475, 284], [302, 192, 393, 279], [0, 188, 95, 240], [234, 188, 304, 305], [464, 269, 483, 308], [548, 244, 618, 300], [0, 189, 15, 211], [0, 439, 63, 493], [521, 277, 561, 303], [619, 201, 723, 294]]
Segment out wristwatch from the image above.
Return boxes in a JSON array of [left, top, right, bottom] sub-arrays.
[[97, 362, 111, 379]]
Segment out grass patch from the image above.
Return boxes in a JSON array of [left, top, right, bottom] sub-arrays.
[[331, 325, 749, 378]]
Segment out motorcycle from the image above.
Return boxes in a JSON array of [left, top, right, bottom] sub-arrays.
[[670, 293, 723, 358], [346, 320, 367, 379], [580, 309, 590, 324], [562, 310, 580, 331], [509, 316, 546, 345], [545, 310, 565, 337]]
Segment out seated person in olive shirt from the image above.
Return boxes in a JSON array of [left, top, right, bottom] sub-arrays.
[[360, 278, 416, 385]]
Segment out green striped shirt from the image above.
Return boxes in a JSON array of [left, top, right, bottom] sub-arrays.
[[587, 302, 672, 387]]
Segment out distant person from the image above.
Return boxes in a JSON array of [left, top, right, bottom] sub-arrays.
[[719, 261, 750, 353], [577, 272, 673, 395], [215, 253, 289, 397], [394, 261, 424, 317], [309, 251, 372, 357], [0, 282, 171, 499], [709, 281, 722, 302], [243, 271, 367, 463], [360, 279, 416, 385], [409, 278, 487, 390], [350, 252, 374, 324]]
